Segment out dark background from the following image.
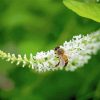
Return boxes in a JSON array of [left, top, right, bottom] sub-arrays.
[[0, 0, 100, 100]]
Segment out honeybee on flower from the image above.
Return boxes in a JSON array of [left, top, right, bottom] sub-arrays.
[[54, 46, 68, 67]]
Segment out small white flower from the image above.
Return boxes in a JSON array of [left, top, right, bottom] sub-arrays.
[[35, 52, 47, 60]]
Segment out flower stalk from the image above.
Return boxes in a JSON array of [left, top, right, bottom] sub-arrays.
[[0, 30, 100, 72]]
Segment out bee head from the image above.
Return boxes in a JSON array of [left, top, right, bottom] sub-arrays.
[[54, 46, 64, 55], [54, 46, 60, 51]]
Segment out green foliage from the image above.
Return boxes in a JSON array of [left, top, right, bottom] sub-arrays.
[[0, 0, 100, 100], [63, 0, 100, 22]]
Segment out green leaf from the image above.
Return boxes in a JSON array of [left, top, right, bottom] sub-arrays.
[[63, 0, 100, 22]]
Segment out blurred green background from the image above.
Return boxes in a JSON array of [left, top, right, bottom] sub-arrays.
[[0, 0, 100, 100]]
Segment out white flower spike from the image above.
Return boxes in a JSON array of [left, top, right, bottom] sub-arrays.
[[0, 30, 100, 72]]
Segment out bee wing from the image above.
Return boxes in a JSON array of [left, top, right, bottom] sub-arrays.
[[59, 57, 65, 67]]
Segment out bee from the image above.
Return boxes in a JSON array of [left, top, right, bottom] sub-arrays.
[[54, 46, 68, 67]]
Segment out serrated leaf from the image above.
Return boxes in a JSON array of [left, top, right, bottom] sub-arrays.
[[63, 0, 100, 22]]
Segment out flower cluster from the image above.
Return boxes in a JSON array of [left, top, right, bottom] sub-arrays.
[[0, 30, 100, 72]]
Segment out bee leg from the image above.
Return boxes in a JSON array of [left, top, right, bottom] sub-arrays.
[[55, 57, 60, 67], [64, 62, 68, 67], [55, 61, 60, 67]]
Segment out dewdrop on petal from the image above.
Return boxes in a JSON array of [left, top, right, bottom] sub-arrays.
[[0, 30, 100, 72]]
